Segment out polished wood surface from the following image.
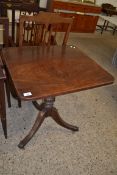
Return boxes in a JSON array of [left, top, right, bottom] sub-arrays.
[[1, 46, 114, 101], [52, 0, 101, 33]]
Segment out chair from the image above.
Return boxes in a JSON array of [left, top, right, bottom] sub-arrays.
[[0, 55, 7, 138], [0, 17, 11, 138], [0, 17, 12, 107], [18, 12, 73, 46], [0, 17, 20, 109], [10, 12, 73, 107]]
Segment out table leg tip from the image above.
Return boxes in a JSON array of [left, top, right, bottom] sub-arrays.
[[72, 126, 79, 131], [18, 142, 25, 149], [5, 135, 7, 139]]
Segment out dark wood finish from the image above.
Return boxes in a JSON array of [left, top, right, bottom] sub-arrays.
[[1, 45, 114, 148], [103, 8, 117, 16], [0, 1, 40, 17], [0, 59, 7, 138], [0, 1, 40, 42], [0, 17, 12, 109], [52, 0, 101, 33], [0, 0, 53, 41], [47, 0, 53, 12], [1, 46, 114, 101], [52, 1, 101, 13], [0, 17, 9, 47], [60, 13, 99, 33], [18, 97, 78, 148], [101, 3, 117, 16]]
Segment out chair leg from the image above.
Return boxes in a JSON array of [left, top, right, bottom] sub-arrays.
[[18, 99, 21, 108], [1, 118, 7, 139], [0, 80, 7, 138], [5, 80, 11, 107]]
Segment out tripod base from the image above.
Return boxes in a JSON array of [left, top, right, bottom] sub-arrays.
[[18, 97, 78, 149]]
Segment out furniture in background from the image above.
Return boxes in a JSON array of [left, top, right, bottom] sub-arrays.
[[97, 3, 117, 34], [51, 0, 101, 33], [99, 15, 117, 35], [1, 45, 114, 148], [18, 12, 73, 46], [0, 17, 14, 108], [0, 59, 7, 138], [0, 0, 41, 42], [101, 3, 117, 16], [0, 0, 54, 42], [0, 17, 12, 138], [0, 17, 9, 138], [0, 17, 9, 47]]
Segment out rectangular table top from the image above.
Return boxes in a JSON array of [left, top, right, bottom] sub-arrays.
[[1, 45, 114, 100]]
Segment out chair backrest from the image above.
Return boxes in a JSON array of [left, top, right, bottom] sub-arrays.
[[18, 12, 73, 46], [0, 17, 9, 47]]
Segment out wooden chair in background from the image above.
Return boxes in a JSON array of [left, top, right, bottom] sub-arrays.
[[0, 17, 10, 138], [18, 12, 73, 46], [0, 56, 7, 138]]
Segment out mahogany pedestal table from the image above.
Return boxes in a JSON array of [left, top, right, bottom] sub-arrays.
[[1, 45, 114, 149]]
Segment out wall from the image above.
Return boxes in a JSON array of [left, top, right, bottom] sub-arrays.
[[40, 0, 47, 8]]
